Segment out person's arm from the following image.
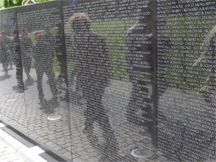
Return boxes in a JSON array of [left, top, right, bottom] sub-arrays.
[[72, 34, 77, 61], [125, 30, 135, 70], [100, 35, 110, 74]]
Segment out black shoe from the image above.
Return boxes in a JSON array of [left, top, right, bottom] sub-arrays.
[[60, 96, 69, 103], [39, 99, 48, 110], [48, 98, 59, 109], [25, 77, 34, 86], [43, 109, 54, 114], [13, 84, 25, 93], [82, 126, 99, 147]]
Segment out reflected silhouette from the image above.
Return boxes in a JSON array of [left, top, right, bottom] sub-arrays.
[[2, 32, 14, 70], [125, 2, 156, 148], [12, 29, 25, 92], [125, 2, 172, 150], [20, 29, 34, 86], [33, 32, 59, 114], [55, 23, 71, 102], [68, 13, 119, 161], [0, 34, 10, 77]]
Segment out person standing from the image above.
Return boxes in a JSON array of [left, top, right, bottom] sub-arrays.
[[12, 29, 24, 92], [20, 29, 34, 86], [33, 32, 59, 113], [0, 34, 10, 77]]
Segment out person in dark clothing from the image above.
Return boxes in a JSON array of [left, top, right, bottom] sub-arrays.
[[33, 32, 59, 113], [55, 23, 72, 102], [1, 32, 13, 70], [125, 2, 155, 142], [125, 3, 172, 148], [20, 29, 34, 86], [44, 24, 55, 49], [0, 34, 10, 76], [55, 23, 67, 87], [67, 13, 118, 161], [12, 29, 24, 92]]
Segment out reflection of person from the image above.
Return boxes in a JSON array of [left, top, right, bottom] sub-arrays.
[[0, 34, 10, 76], [55, 23, 72, 102], [12, 29, 24, 92], [67, 13, 118, 160], [1, 32, 13, 70], [125, 3, 171, 148], [33, 32, 59, 113], [44, 24, 55, 50], [125, 3, 155, 142], [20, 29, 34, 86]]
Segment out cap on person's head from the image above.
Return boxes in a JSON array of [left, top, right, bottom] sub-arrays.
[[67, 13, 90, 30], [13, 28, 19, 34], [34, 32, 43, 38], [22, 29, 28, 34]]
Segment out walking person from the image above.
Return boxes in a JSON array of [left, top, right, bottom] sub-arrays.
[[67, 13, 118, 161], [55, 23, 72, 102]]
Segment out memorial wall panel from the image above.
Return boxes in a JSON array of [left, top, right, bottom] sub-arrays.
[[0, 0, 215, 161], [63, 0, 157, 161], [0, 8, 29, 138], [16, 1, 72, 159], [157, 0, 216, 161]]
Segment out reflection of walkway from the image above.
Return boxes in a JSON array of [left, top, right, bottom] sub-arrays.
[[158, 87, 216, 161], [0, 66, 156, 162]]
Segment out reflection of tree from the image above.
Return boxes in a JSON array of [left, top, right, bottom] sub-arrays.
[[22, 0, 39, 5], [0, 13, 14, 35], [3, 0, 52, 8], [3, 0, 22, 8]]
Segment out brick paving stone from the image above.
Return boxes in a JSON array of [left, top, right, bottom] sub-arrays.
[[0, 67, 160, 162]]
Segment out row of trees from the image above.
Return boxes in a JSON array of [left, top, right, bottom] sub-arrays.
[[1, 0, 52, 8]]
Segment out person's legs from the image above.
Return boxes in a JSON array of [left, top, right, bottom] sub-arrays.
[[2, 58, 8, 75], [9, 52, 13, 69], [25, 57, 32, 79], [45, 67, 59, 108], [35, 68, 45, 103], [56, 55, 67, 86], [85, 74, 118, 159], [14, 57, 24, 91], [24, 56, 33, 85], [82, 75, 96, 134], [82, 82, 98, 146], [1, 53, 9, 75]]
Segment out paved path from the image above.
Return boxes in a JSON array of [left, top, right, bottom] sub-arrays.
[[0, 140, 25, 162], [0, 66, 157, 162]]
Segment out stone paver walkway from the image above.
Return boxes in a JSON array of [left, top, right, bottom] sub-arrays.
[[0, 65, 159, 162]]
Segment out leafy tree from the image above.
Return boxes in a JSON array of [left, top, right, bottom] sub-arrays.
[[2, 0, 52, 8]]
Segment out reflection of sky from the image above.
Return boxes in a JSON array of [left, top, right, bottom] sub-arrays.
[[69, 0, 77, 5]]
